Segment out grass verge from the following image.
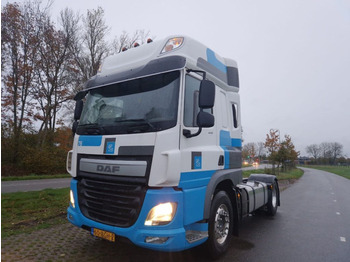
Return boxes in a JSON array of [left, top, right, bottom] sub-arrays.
[[1, 188, 69, 238], [243, 167, 304, 180], [1, 173, 70, 181], [301, 165, 350, 180]]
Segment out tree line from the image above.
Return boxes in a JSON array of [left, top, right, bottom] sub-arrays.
[[1, 1, 151, 176], [305, 142, 347, 165]]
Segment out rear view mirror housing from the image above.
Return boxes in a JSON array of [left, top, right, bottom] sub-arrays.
[[199, 80, 215, 109], [197, 111, 214, 128], [183, 79, 215, 138]]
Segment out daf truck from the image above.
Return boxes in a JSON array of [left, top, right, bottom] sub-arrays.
[[67, 35, 280, 258]]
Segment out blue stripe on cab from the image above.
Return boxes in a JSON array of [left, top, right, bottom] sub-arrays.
[[179, 170, 215, 189], [231, 138, 242, 147], [78, 135, 102, 147], [220, 130, 242, 169], [220, 130, 242, 147], [207, 49, 227, 73], [220, 130, 231, 147]]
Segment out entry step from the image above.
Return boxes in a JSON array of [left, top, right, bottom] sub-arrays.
[[185, 230, 208, 243]]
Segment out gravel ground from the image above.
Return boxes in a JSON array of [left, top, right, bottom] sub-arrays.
[[1, 223, 206, 262]]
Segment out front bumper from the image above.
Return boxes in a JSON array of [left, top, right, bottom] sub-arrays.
[[67, 179, 207, 252]]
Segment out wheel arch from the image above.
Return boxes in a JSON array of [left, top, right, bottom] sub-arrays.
[[203, 169, 241, 236]]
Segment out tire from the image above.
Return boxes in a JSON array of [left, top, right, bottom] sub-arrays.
[[206, 191, 233, 259], [266, 181, 278, 216]]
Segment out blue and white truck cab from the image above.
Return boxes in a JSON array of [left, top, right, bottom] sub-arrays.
[[67, 35, 280, 258]]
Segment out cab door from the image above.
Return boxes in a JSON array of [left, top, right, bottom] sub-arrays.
[[179, 73, 220, 176]]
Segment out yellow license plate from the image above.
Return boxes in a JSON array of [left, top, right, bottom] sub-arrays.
[[92, 228, 116, 242]]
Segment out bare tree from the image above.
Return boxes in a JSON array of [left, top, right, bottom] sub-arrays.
[[1, 2, 47, 161], [320, 142, 332, 159], [306, 144, 321, 160], [112, 29, 151, 54], [33, 9, 76, 145], [60, 8, 81, 96], [256, 142, 265, 161], [82, 7, 110, 79], [242, 142, 257, 162], [329, 142, 343, 164]]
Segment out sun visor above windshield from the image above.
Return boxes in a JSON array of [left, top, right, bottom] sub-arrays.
[[84, 56, 186, 90]]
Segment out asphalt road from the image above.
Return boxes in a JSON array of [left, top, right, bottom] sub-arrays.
[[1, 178, 71, 193], [221, 167, 350, 261]]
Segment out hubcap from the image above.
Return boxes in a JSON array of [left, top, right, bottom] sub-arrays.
[[214, 204, 230, 244]]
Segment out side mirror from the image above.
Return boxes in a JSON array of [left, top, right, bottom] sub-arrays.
[[74, 100, 84, 120], [199, 80, 215, 108], [197, 111, 214, 128], [183, 80, 215, 138], [183, 111, 215, 138]]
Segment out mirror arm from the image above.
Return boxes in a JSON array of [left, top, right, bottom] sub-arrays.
[[183, 127, 202, 138]]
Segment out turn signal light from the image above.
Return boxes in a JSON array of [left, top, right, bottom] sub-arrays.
[[161, 37, 184, 54]]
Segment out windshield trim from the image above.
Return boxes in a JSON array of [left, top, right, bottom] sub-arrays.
[[84, 56, 186, 91], [76, 70, 182, 136]]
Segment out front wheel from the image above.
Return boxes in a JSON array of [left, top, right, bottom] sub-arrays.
[[206, 191, 233, 259]]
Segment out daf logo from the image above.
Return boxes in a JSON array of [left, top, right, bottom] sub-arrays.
[[97, 165, 120, 173]]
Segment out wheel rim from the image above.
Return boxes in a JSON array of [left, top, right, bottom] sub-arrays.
[[214, 204, 230, 245]]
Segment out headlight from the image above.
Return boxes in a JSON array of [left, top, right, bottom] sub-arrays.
[[145, 202, 177, 226], [70, 190, 75, 208]]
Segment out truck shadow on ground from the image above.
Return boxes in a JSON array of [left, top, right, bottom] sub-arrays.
[[78, 236, 255, 262], [76, 213, 274, 262], [2, 211, 274, 262]]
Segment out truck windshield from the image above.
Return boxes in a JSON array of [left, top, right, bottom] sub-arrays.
[[77, 71, 180, 135]]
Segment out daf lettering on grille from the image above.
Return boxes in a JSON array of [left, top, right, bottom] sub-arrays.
[[97, 165, 120, 173]]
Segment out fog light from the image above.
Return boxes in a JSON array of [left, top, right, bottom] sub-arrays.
[[70, 190, 75, 208], [145, 202, 177, 226], [145, 236, 169, 244]]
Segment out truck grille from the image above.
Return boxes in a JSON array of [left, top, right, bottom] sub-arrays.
[[77, 175, 147, 227]]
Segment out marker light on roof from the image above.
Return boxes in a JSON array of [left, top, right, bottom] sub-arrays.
[[161, 37, 184, 54]]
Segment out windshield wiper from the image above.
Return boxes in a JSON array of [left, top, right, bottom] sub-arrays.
[[78, 123, 99, 127], [78, 123, 105, 135], [115, 118, 156, 131]]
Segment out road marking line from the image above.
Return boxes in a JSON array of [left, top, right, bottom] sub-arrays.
[[333, 200, 337, 202], [340, 237, 346, 242], [331, 192, 334, 195], [336, 212, 341, 215]]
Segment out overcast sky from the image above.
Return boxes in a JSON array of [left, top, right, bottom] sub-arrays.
[[3, 0, 350, 156]]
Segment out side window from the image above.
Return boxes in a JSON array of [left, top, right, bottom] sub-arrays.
[[232, 103, 238, 128], [184, 75, 212, 127]]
